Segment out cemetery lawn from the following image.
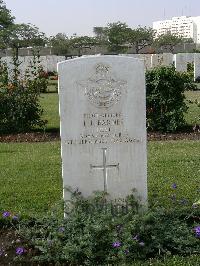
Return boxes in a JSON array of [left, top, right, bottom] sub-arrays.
[[0, 142, 62, 216], [40, 90, 200, 132], [184, 90, 200, 126], [0, 140, 199, 216], [40, 92, 60, 131], [47, 80, 58, 93]]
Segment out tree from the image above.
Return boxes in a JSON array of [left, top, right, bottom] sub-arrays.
[[7, 23, 46, 48], [98, 23, 155, 54], [49, 33, 69, 55], [106, 22, 131, 53], [0, 0, 14, 29], [128, 26, 155, 54], [0, 2, 46, 50], [154, 33, 183, 53], [93, 26, 108, 43], [69, 36, 98, 56], [0, 0, 15, 48], [0, 23, 47, 57]]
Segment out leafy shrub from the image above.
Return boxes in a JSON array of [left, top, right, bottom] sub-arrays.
[[0, 54, 46, 133], [25, 53, 49, 93], [146, 66, 191, 132], [13, 190, 199, 265]]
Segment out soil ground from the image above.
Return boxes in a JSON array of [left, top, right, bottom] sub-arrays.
[[0, 131, 199, 143]]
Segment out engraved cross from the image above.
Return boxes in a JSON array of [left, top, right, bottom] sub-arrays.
[[90, 148, 119, 192]]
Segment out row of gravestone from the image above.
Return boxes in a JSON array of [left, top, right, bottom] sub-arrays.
[[0, 55, 65, 79], [120, 53, 200, 80], [1, 53, 200, 80]]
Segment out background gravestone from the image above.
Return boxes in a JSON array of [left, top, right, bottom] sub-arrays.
[[194, 53, 200, 81], [119, 54, 152, 70], [151, 53, 173, 68], [138, 54, 152, 70], [58, 56, 147, 202], [46, 55, 57, 73], [175, 53, 194, 72]]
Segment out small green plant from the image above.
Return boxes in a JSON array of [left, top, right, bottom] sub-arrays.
[[0, 50, 47, 133], [8, 189, 198, 265], [146, 66, 191, 132], [0, 183, 199, 264]]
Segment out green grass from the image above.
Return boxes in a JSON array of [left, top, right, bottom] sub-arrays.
[[1, 85, 200, 264], [0, 142, 62, 216], [0, 140, 199, 215], [184, 90, 200, 126], [148, 140, 200, 206], [40, 93, 60, 131], [131, 255, 200, 265], [47, 79, 58, 92]]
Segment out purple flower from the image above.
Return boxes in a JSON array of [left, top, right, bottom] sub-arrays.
[[112, 241, 121, 248], [124, 249, 129, 255], [2, 211, 11, 218], [12, 215, 19, 220], [172, 183, 177, 189], [16, 247, 25, 255], [179, 199, 188, 205], [0, 249, 4, 256], [194, 226, 200, 238], [58, 227, 65, 233], [132, 234, 139, 241], [139, 241, 145, 246]]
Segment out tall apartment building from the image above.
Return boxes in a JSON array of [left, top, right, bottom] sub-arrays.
[[153, 16, 200, 43]]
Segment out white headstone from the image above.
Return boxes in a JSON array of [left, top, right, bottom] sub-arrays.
[[58, 56, 148, 202], [151, 53, 173, 68], [39, 56, 48, 72], [47, 55, 57, 72], [194, 53, 200, 81], [138, 54, 152, 70], [119, 54, 140, 58], [119, 54, 152, 71], [1, 56, 13, 79], [57, 56, 65, 63], [175, 53, 194, 72]]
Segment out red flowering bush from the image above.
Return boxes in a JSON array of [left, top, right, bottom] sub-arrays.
[[0, 55, 46, 133]]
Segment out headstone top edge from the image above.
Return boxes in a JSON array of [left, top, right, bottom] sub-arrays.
[[57, 55, 145, 67]]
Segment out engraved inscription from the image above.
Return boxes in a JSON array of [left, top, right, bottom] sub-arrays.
[[83, 112, 124, 129], [65, 133, 141, 145], [65, 111, 141, 145], [79, 63, 127, 108]]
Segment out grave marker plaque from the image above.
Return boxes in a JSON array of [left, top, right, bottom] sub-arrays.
[[58, 56, 147, 202]]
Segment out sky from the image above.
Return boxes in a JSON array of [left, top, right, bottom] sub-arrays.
[[5, 0, 200, 37]]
